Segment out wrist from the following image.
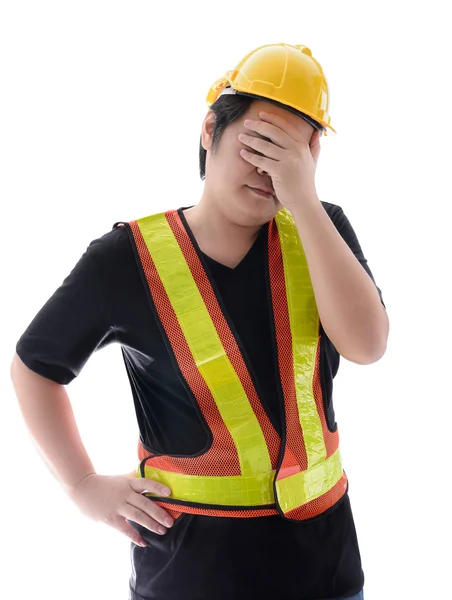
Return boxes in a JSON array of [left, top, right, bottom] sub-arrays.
[[65, 471, 97, 496], [285, 193, 321, 216]]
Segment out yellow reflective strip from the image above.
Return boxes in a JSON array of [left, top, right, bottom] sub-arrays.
[[275, 209, 326, 467], [136, 214, 272, 476], [142, 465, 275, 506], [275, 448, 343, 513]]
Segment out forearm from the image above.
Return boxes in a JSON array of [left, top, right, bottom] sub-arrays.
[[290, 199, 389, 364], [10, 353, 96, 494]]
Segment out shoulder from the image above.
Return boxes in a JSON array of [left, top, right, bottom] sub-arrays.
[[89, 210, 175, 264], [87, 222, 131, 259], [82, 221, 142, 274], [320, 201, 358, 238], [71, 222, 140, 298], [320, 200, 344, 220]]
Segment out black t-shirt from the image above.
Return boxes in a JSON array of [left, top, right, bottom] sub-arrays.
[[16, 202, 385, 600]]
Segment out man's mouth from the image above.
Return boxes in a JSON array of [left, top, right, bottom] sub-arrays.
[[247, 186, 275, 199]]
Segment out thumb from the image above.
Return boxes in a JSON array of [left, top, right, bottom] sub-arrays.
[[130, 475, 172, 497], [123, 469, 171, 495]]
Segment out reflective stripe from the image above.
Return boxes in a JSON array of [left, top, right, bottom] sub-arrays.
[[142, 464, 276, 506], [275, 448, 343, 513], [136, 214, 272, 476], [142, 449, 342, 510], [275, 209, 327, 468]]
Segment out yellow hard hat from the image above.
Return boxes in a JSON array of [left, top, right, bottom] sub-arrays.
[[206, 43, 336, 136]]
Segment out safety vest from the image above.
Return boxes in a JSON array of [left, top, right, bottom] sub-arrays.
[[125, 208, 347, 522]]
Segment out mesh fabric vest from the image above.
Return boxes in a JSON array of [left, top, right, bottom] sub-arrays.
[[126, 208, 347, 522]]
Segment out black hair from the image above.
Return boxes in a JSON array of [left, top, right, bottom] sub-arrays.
[[199, 94, 252, 180], [198, 92, 325, 180]]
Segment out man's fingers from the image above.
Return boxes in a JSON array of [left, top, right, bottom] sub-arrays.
[[122, 504, 169, 535], [109, 516, 148, 547], [135, 495, 174, 528]]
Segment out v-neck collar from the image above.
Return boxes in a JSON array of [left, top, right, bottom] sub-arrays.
[[177, 206, 268, 272]]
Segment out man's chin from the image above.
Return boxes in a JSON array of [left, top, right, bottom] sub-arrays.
[[236, 197, 281, 226]]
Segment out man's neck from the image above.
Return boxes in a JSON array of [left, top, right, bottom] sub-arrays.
[[182, 199, 262, 269]]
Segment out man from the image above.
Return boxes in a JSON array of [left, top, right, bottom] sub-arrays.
[[11, 43, 388, 599]]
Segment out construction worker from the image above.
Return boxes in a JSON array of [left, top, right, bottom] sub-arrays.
[[11, 43, 388, 600]]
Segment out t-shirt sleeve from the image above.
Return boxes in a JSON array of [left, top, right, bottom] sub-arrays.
[[329, 204, 386, 308], [15, 234, 117, 385]]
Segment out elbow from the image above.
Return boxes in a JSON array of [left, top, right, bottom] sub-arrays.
[[352, 308, 390, 365], [341, 335, 388, 365], [369, 336, 389, 363], [355, 344, 387, 365]]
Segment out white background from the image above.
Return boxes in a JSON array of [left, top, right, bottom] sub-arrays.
[[1, 1, 451, 599]]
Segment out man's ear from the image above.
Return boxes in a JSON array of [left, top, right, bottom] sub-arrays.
[[201, 111, 216, 151]]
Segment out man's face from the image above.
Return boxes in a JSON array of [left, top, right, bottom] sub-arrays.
[[201, 98, 316, 227]]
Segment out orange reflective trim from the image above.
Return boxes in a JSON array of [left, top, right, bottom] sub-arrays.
[[268, 213, 340, 465], [166, 211, 282, 469], [267, 217, 308, 471], [136, 212, 271, 477], [268, 214, 345, 521], [153, 501, 278, 518], [129, 217, 241, 476], [274, 209, 327, 468]]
